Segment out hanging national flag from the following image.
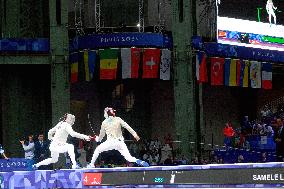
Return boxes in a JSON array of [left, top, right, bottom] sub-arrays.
[[239, 60, 249, 87], [160, 49, 171, 80], [229, 59, 238, 86], [121, 48, 140, 79], [99, 49, 118, 80], [224, 58, 238, 86], [142, 48, 160, 78], [262, 63, 272, 90], [210, 57, 224, 85], [83, 50, 96, 81], [250, 61, 262, 88], [70, 52, 79, 83], [196, 51, 208, 83], [236, 59, 241, 86]]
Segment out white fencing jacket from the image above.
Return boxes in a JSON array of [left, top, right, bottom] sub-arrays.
[[48, 121, 89, 144], [98, 116, 137, 142]]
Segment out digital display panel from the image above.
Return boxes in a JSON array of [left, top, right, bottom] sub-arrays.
[[217, 0, 284, 51], [82, 168, 284, 186]]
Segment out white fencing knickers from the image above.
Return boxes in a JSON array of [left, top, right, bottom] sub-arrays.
[[34, 141, 77, 169], [90, 138, 137, 165]]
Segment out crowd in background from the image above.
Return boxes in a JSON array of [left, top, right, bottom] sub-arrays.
[[18, 133, 52, 169]]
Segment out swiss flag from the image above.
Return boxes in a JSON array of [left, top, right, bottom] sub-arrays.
[[210, 57, 224, 85], [142, 48, 160, 78]]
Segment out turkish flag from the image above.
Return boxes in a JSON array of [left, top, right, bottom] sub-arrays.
[[211, 57, 225, 85]]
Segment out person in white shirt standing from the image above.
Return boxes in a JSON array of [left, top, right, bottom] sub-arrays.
[[20, 134, 35, 160], [86, 107, 149, 168], [33, 113, 91, 169]]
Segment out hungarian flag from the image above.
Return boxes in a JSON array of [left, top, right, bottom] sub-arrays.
[[83, 50, 96, 81], [160, 49, 171, 80], [196, 51, 208, 83], [250, 61, 262, 88], [99, 49, 118, 80], [262, 63, 272, 89], [70, 52, 79, 83], [142, 48, 160, 78], [210, 57, 224, 85], [121, 48, 140, 79]]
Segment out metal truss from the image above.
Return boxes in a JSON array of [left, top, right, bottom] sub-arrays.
[[74, 0, 85, 35], [95, 0, 101, 33], [198, 0, 217, 39], [138, 0, 144, 32], [157, 0, 166, 33]]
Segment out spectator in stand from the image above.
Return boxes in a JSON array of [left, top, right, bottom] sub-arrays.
[[218, 158, 224, 164], [261, 105, 273, 118], [34, 133, 50, 170], [274, 118, 284, 161], [237, 132, 246, 148], [257, 123, 265, 135], [163, 155, 173, 165], [0, 144, 9, 159], [180, 155, 188, 165], [223, 122, 235, 147], [164, 133, 173, 149], [191, 156, 199, 165], [142, 151, 151, 163], [241, 116, 252, 134], [160, 144, 172, 163], [237, 155, 245, 163], [151, 151, 160, 165], [150, 158, 158, 166], [20, 134, 35, 160], [265, 124, 274, 137], [261, 152, 267, 163], [129, 142, 139, 158]]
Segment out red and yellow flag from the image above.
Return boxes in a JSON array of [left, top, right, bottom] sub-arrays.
[[99, 49, 118, 80]]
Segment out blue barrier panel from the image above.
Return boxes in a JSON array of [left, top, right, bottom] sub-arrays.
[[0, 38, 49, 53], [0, 158, 34, 172], [2, 164, 284, 188], [258, 136, 276, 150]]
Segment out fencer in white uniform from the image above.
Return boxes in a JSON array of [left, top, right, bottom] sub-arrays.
[[86, 107, 149, 168], [266, 0, 277, 25], [33, 113, 90, 169]]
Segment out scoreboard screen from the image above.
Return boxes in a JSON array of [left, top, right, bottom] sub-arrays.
[[217, 0, 284, 51]]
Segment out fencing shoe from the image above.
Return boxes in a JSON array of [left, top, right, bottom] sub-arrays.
[[136, 159, 150, 167]]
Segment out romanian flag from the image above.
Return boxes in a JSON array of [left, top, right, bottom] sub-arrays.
[[262, 63, 272, 90], [196, 52, 208, 83], [238, 60, 249, 87], [70, 52, 79, 83], [224, 58, 237, 86], [83, 50, 96, 81], [99, 49, 118, 80], [121, 48, 141, 79], [142, 48, 160, 78]]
